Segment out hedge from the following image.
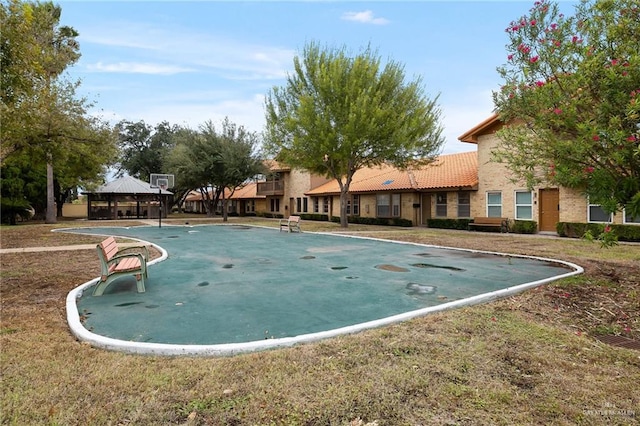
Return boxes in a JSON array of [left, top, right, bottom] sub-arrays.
[[328, 215, 413, 227], [426, 218, 472, 230], [557, 222, 640, 242], [299, 213, 329, 221], [511, 220, 538, 234]]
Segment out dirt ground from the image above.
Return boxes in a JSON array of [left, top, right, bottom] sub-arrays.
[[2, 219, 638, 345], [1, 218, 639, 425]]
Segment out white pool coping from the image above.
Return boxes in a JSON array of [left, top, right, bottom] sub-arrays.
[[64, 228, 584, 357]]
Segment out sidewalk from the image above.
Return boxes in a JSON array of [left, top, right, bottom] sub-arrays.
[[0, 242, 149, 254]]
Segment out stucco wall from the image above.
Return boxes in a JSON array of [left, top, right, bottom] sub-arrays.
[[62, 203, 87, 218]]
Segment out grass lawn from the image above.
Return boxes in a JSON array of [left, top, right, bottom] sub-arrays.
[[1, 217, 639, 425]]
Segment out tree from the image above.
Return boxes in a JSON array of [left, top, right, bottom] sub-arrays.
[[1, 1, 114, 223], [116, 120, 177, 182], [493, 0, 640, 219], [264, 42, 445, 227], [167, 118, 265, 220]]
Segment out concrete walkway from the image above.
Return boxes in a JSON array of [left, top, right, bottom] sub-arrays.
[[0, 242, 149, 254]]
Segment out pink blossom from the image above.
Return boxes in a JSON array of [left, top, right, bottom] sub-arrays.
[[507, 54, 514, 61], [550, 23, 558, 30], [535, 81, 545, 87], [604, 225, 611, 232], [530, 19, 537, 26], [553, 108, 562, 114], [572, 35, 579, 43], [554, 40, 561, 47], [611, 59, 619, 66], [530, 56, 539, 63], [584, 166, 595, 173], [518, 44, 531, 54], [592, 134, 600, 141], [627, 135, 637, 142]]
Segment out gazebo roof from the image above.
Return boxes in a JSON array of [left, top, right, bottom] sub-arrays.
[[88, 176, 173, 195]]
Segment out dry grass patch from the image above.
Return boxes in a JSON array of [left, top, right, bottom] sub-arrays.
[[1, 220, 639, 425]]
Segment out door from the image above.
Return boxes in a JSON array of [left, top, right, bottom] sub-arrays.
[[421, 193, 431, 226], [539, 188, 559, 232]]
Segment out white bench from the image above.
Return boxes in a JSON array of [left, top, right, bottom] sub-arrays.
[[279, 215, 301, 233]]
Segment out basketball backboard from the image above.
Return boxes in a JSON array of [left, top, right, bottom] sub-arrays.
[[150, 173, 175, 190]]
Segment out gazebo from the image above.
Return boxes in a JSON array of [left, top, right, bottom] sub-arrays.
[[85, 176, 173, 220]]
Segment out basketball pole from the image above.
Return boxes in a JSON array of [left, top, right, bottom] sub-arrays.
[[158, 187, 162, 228]]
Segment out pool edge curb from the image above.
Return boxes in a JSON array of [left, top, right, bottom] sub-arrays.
[[64, 226, 584, 357]]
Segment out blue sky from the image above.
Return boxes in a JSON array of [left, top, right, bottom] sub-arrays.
[[59, 0, 577, 154]]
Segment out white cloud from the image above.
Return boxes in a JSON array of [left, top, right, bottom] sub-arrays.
[[86, 61, 194, 75], [341, 10, 389, 25], [78, 21, 294, 81]]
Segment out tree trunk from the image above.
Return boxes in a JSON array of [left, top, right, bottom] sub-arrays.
[[45, 155, 56, 224], [222, 190, 228, 222], [339, 188, 349, 228]]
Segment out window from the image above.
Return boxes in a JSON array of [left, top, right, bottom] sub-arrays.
[[376, 194, 390, 217], [270, 198, 280, 212], [296, 197, 302, 213], [245, 200, 255, 213], [515, 191, 533, 220], [588, 203, 611, 223], [392, 194, 400, 217], [352, 195, 360, 216], [487, 192, 502, 217], [457, 192, 471, 218], [435, 192, 447, 217], [303, 197, 308, 213], [624, 208, 640, 224], [323, 197, 330, 214], [313, 197, 319, 213], [376, 194, 400, 217]]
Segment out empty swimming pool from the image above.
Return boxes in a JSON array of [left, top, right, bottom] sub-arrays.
[[65, 225, 582, 356]]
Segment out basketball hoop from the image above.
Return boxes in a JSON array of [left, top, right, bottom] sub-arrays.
[[149, 174, 175, 228]]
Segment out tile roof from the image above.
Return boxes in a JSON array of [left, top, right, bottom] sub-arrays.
[[263, 159, 291, 172], [88, 176, 173, 195], [184, 183, 264, 202], [229, 182, 264, 199], [306, 151, 478, 195], [458, 113, 502, 144]]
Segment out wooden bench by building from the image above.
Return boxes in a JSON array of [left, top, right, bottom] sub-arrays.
[[468, 217, 510, 233]]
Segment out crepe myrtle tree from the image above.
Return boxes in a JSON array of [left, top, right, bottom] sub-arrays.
[[265, 41, 444, 228], [493, 0, 640, 231]]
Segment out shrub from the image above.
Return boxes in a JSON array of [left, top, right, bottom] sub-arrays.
[[426, 218, 472, 230], [261, 212, 284, 219], [299, 213, 329, 221], [557, 222, 640, 242], [511, 220, 537, 234], [328, 215, 412, 227], [0, 198, 33, 225]]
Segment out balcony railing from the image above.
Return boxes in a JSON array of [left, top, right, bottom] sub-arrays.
[[256, 181, 284, 196]]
